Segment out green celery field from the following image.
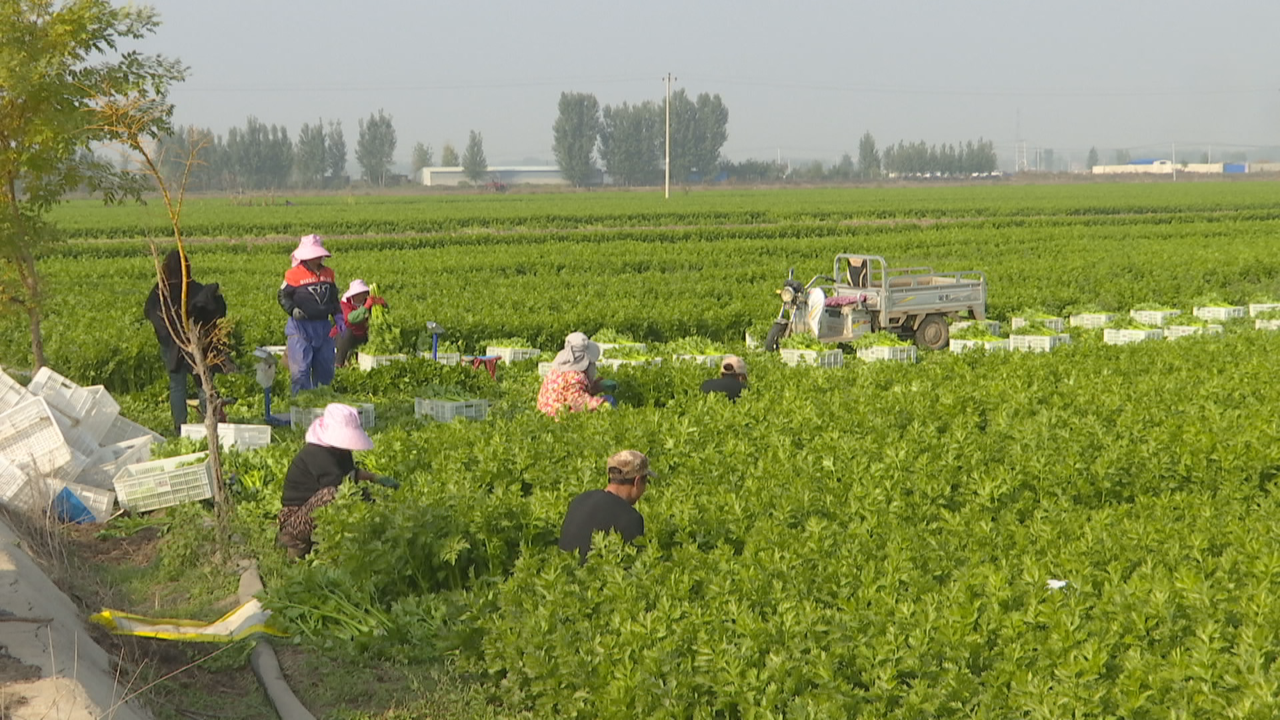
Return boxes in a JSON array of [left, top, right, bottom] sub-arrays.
[[11, 184, 1280, 718]]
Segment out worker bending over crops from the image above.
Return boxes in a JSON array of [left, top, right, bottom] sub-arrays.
[[144, 250, 231, 434], [277, 404, 398, 560], [536, 331, 617, 417], [700, 355, 749, 401], [279, 234, 341, 394], [332, 279, 387, 368], [558, 450, 652, 561]]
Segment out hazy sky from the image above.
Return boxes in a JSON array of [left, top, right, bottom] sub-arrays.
[[134, 0, 1280, 168]]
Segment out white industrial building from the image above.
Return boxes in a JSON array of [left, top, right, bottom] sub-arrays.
[[418, 166, 604, 187], [1092, 159, 1249, 175]]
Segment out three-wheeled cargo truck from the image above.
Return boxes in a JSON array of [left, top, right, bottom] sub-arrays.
[[764, 254, 988, 351]]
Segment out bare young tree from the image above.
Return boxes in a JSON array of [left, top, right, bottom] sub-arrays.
[[91, 94, 234, 535]]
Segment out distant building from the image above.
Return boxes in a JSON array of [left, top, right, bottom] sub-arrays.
[[418, 166, 604, 187], [1091, 159, 1245, 176]]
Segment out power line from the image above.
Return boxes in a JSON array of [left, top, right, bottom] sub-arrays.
[[175, 76, 653, 94], [688, 76, 1276, 99]]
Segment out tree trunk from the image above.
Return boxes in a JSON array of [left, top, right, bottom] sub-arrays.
[[20, 251, 44, 371], [188, 323, 229, 540]]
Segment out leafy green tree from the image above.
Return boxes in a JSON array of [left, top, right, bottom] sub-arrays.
[[857, 132, 880, 178], [661, 90, 729, 182], [326, 120, 347, 184], [295, 119, 327, 188], [599, 101, 662, 186], [0, 0, 184, 369], [1086, 146, 1099, 170], [833, 153, 855, 181], [552, 92, 601, 187], [410, 142, 434, 178], [1114, 149, 1131, 164], [441, 142, 459, 167], [1041, 148, 1055, 172], [356, 109, 397, 186], [462, 130, 488, 183]]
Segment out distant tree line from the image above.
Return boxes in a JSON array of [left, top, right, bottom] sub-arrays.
[[152, 110, 463, 191], [552, 89, 730, 187]]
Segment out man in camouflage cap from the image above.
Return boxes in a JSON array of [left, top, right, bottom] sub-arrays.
[[558, 450, 653, 561]]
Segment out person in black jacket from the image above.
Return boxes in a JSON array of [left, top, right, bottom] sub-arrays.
[[700, 355, 748, 401], [277, 404, 398, 559], [144, 250, 228, 434]]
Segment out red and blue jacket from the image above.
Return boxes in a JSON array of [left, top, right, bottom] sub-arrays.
[[278, 265, 339, 321]]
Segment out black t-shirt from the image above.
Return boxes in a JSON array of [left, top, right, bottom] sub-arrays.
[[282, 444, 356, 506], [700, 376, 746, 401], [558, 489, 644, 560]]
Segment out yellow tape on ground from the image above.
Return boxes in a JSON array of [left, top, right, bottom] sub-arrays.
[[90, 599, 287, 643]]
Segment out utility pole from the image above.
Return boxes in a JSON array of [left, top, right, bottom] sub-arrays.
[[664, 73, 676, 199], [1172, 142, 1177, 182]]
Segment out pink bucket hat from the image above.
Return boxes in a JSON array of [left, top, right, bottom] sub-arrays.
[[291, 234, 331, 266], [304, 403, 373, 451], [342, 279, 370, 302]]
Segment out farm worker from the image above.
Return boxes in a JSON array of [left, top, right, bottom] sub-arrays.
[[536, 332, 615, 417], [278, 234, 340, 394], [331, 279, 388, 368], [144, 249, 231, 435], [558, 450, 653, 562], [700, 355, 749, 401], [276, 404, 399, 560]]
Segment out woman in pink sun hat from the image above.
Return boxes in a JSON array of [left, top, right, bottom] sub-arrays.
[[277, 403, 399, 560], [331, 278, 388, 369], [278, 234, 340, 394]]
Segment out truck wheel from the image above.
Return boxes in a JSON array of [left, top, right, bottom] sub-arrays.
[[764, 322, 788, 352], [914, 314, 949, 351]]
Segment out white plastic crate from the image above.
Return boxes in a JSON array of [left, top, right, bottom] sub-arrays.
[[950, 338, 1010, 353], [26, 369, 120, 444], [857, 346, 918, 363], [79, 436, 153, 491], [0, 456, 39, 512], [181, 423, 272, 451], [0, 397, 74, 479], [599, 357, 663, 370], [537, 361, 554, 377], [1069, 313, 1116, 329], [290, 403, 375, 430], [99, 415, 165, 447], [1248, 303, 1280, 317], [951, 320, 1002, 336], [1010, 334, 1072, 352], [1103, 329, 1164, 345], [356, 352, 409, 371], [672, 354, 725, 367], [0, 370, 32, 416], [779, 349, 844, 367], [1011, 317, 1066, 333], [597, 342, 648, 354], [52, 481, 116, 524], [1165, 324, 1223, 340], [1193, 306, 1245, 322], [112, 452, 215, 513], [1256, 319, 1280, 331], [485, 346, 541, 364], [1129, 309, 1181, 327], [419, 351, 462, 366], [414, 398, 491, 423]]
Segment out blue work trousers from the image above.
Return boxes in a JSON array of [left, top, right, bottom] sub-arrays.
[[286, 317, 336, 395]]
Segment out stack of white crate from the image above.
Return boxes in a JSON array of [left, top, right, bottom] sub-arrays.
[[0, 367, 162, 523]]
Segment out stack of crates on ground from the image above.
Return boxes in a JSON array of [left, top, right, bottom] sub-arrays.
[[951, 320, 1003, 336], [1130, 309, 1181, 327], [1011, 316, 1066, 333], [1010, 334, 1072, 353], [485, 346, 541, 364], [599, 357, 663, 370], [180, 423, 272, 451], [415, 397, 491, 423], [419, 351, 462, 366], [1165, 324, 1224, 340], [0, 367, 164, 523], [780, 349, 844, 368], [671, 354, 724, 368], [950, 338, 1011, 353], [1103, 329, 1164, 346]]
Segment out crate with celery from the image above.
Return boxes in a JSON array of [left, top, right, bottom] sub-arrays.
[[356, 283, 410, 370]]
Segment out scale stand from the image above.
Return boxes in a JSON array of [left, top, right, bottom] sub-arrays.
[[254, 348, 292, 427]]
